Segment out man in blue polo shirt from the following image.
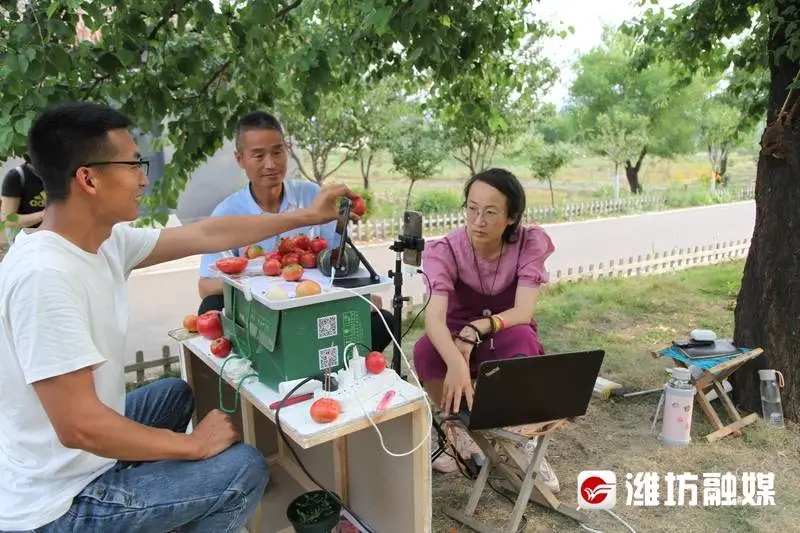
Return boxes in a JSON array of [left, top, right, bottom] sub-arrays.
[[197, 111, 393, 352]]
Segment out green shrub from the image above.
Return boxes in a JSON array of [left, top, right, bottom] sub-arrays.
[[411, 189, 463, 214]]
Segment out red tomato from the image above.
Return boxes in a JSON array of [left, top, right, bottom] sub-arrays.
[[299, 251, 317, 268], [309, 236, 328, 254], [278, 237, 296, 255], [216, 257, 248, 275], [351, 196, 366, 217], [281, 253, 300, 267], [281, 264, 304, 282], [196, 311, 223, 340], [310, 397, 340, 423], [294, 233, 311, 251], [262, 258, 282, 276], [365, 351, 385, 374], [210, 337, 232, 358], [265, 251, 282, 262]]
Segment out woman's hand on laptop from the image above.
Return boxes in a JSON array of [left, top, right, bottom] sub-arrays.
[[441, 359, 473, 415]]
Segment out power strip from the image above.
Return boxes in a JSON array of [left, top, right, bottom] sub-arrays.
[[313, 368, 403, 412]]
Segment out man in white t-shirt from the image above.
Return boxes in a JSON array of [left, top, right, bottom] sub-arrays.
[[0, 102, 356, 532]]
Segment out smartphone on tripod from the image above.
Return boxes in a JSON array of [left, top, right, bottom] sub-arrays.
[[332, 197, 352, 270], [402, 211, 423, 267]]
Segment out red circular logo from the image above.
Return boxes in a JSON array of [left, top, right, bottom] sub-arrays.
[[580, 475, 610, 504]]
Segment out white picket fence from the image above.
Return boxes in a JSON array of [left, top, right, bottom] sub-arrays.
[[350, 186, 755, 242], [550, 239, 751, 283]]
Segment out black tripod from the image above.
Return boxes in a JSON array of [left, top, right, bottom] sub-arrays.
[[387, 235, 450, 462]]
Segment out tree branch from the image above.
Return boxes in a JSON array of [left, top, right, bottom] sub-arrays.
[[277, 0, 303, 19], [197, 59, 232, 97], [289, 148, 313, 182], [322, 152, 355, 181]]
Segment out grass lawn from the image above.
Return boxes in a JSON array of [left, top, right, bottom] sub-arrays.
[[399, 260, 799, 532]]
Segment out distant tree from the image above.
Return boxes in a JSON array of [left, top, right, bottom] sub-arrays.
[[431, 25, 558, 175], [386, 113, 449, 210], [278, 83, 363, 184], [528, 140, 573, 207], [700, 98, 743, 189], [568, 28, 705, 194]]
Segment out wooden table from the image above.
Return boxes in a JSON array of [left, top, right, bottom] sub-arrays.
[[652, 347, 763, 443], [178, 336, 431, 533]]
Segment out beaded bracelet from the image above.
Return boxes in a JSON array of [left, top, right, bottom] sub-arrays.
[[463, 323, 483, 342], [455, 334, 477, 345]]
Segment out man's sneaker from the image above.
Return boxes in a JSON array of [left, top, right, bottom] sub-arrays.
[[523, 438, 560, 493]]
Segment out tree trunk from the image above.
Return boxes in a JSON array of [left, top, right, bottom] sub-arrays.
[[547, 176, 555, 208], [405, 179, 416, 210], [733, 2, 800, 421], [719, 148, 729, 187], [359, 151, 373, 189], [624, 146, 647, 194]]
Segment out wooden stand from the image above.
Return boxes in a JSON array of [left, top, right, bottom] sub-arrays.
[[442, 419, 588, 533], [178, 336, 432, 533], [652, 347, 763, 443]]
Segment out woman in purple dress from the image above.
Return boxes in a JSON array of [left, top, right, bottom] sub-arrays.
[[413, 168, 559, 489]]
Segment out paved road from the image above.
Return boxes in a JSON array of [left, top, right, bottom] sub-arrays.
[[124, 200, 756, 366]]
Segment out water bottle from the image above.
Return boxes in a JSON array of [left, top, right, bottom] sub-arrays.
[[759, 369, 785, 428], [660, 367, 696, 446]]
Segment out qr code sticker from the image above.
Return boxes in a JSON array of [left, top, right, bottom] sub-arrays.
[[318, 346, 339, 370], [317, 315, 338, 339]]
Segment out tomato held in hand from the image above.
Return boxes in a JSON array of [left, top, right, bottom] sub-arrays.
[[216, 257, 248, 275], [210, 337, 232, 358], [365, 351, 386, 374], [310, 398, 341, 423], [351, 195, 367, 217]]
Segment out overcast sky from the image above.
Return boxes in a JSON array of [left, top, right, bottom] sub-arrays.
[[535, 0, 690, 106]]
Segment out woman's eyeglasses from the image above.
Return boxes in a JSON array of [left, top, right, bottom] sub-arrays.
[[465, 205, 502, 224]]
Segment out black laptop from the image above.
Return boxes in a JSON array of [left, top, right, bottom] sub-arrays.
[[458, 350, 605, 431]]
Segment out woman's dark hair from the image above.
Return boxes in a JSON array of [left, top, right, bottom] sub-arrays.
[[463, 168, 526, 243]]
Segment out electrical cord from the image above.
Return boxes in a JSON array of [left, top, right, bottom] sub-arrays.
[[400, 269, 431, 339], [275, 377, 377, 533], [577, 508, 638, 533], [342, 342, 431, 457]]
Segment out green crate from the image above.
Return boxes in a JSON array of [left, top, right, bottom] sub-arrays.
[[221, 282, 372, 390]]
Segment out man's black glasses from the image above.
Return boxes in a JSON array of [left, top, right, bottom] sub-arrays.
[[78, 159, 150, 176]]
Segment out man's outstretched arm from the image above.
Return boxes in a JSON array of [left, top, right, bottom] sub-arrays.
[[136, 183, 354, 270]]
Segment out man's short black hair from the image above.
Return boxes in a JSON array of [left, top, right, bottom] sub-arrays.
[[27, 101, 132, 203], [235, 111, 283, 151]]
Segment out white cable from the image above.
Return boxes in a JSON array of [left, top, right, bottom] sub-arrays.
[[325, 262, 434, 458], [576, 507, 638, 533]]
